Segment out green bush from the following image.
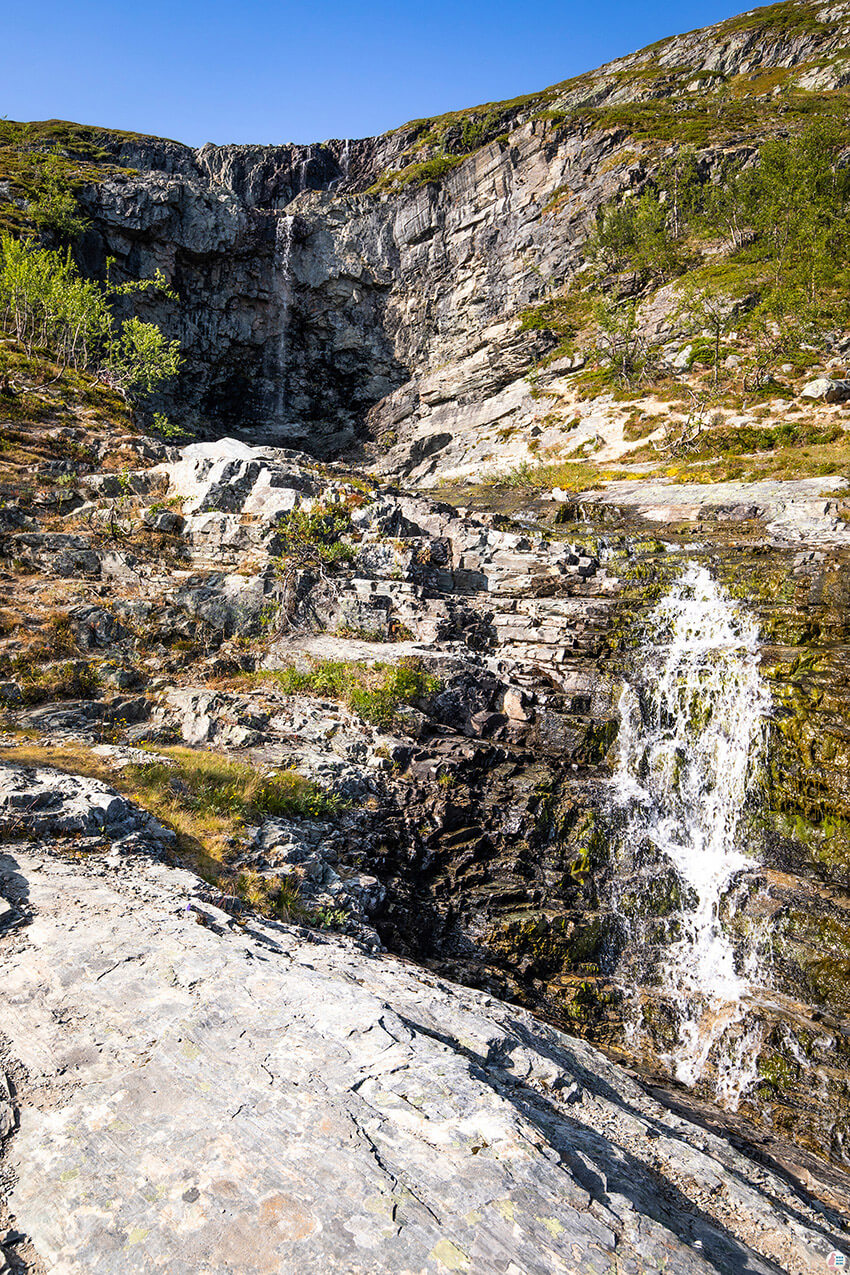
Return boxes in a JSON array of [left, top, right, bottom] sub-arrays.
[[275, 502, 355, 568], [264, 656, 440, 729], [26, 151, 88, 240], [0, 231, 181, 404]]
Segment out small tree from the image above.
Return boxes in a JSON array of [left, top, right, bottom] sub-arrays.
[[103, 316, 182, 402], [26, 152, 89, 241], [0, 231, 182, 407], [657, 147, 701, 242], [677, 281, 736, 385], [592, 297, 657, 386], [701, 167, 753, 251]]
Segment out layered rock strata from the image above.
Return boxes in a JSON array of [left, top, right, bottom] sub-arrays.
[[67, 3, 850, 462]]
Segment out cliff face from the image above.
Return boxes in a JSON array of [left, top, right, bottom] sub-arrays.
[[68, 0, 850, 459], [6, 5, 850, 1267]]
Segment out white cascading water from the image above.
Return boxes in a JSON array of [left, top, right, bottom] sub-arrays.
[[274, 215, 295, 416], [612, 562, 772, 1104], [330, 139, 351, 190]]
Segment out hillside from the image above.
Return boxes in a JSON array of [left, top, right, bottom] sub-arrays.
[[1, 0, 850, 481], [3, 3, 850, 1272]]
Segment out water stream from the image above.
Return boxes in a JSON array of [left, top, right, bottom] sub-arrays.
[[330, 139, 351, 191], [611, 562, 772, 1105], [274, 214, 295, 417]]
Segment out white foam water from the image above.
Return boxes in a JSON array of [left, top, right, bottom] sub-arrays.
[[274, 214, 295, 416], [612, 562, 771, 1104]]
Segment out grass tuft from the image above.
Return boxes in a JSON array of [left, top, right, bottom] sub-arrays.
[[254, 657, 439, 729]]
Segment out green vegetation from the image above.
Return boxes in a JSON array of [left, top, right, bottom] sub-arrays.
[[525, 118, 850, 402], [0, 231, 181, 405], [672, 419, 841, 457], [586, 149, 702, 280], [369, 153, 467, 193], [26, 151, 89, 240], [0, 118, 160, 235], [126, 746, 344, 822], [0, 739, 340, 925], [10, 659, 100, 704], [232, 870, 303, 922], [719, 0, 831, 37], [476, 458, 632, 494], [256, 656, 440, 729], [275, 501, 355, 568], [519, 293, 590, 363]]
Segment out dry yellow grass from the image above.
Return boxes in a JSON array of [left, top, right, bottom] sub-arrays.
[[0, 739, 338, 920]]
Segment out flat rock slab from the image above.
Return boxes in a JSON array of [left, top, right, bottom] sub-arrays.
[[578, 477, 850, 544], [1, 844, 848, 1275]]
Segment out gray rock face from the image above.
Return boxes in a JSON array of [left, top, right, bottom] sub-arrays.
[[75, 3, 850, 460], [575, 475, 850, 545], [1, 824, 848, 1274], [0, 764, 173, 848], [800, 376, 850, 403]]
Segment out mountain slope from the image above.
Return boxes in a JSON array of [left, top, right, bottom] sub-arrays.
[[3, 0, 850, 469]]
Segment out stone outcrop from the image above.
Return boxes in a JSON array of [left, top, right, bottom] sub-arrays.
[[4, 433, 850, 1177], [5, 5, 850, 1267], [0, 773, 848, 1274]]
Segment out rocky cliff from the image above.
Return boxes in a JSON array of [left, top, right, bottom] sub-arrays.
[[4, 1, 850, 1270], [39, 0, 847, 464], [3, 773, 848, 1274]]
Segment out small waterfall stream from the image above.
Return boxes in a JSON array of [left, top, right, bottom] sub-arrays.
[[611, 562, 772, 1105], [274, 214, 296, 417], [330, 139, 351, 190]]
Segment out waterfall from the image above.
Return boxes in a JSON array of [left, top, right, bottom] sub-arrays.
[[330, 139, 351, 191], [274, 214, 295, 417], [611, 562, 772, 1104]]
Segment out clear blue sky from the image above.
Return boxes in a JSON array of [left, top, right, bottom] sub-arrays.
[[4, 0, 745, 148]]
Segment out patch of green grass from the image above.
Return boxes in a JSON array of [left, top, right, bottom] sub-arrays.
[[586, 87, 850, 149], [0, 738, 345, 926], [659, 434, 850, 483], [232, 870, 304, 922], [718, 0, 831, 38], [698, 420, 842, 455], [519, 291, 592, 365], [256, 656, 439, 729], [369, 153, 468, 194], [10, 659, 100, 705], [477, 458, 638, 494], [127, 746, 344, 822]]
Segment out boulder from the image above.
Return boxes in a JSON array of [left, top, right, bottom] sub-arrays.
[[800, 377, 850, 402]]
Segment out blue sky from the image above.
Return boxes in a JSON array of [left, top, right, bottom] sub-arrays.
[[4, 0, 744, 147]]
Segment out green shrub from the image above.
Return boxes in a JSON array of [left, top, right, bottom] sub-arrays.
[[0, 231, 181, 405], [26, 151, 88, 240], [370, 153, 466, 193], [263, 656, 439, 729], [275, 501, 355, 569]]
